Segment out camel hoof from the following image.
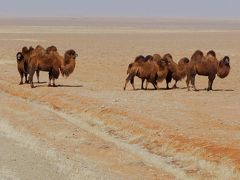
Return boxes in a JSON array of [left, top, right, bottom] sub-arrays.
[[48, 84, 52, 87], [19, 82, 23, 85], [53, 84, 57, 87]]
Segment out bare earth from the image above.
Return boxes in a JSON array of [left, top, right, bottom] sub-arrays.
[[0, 18, 240, 179]]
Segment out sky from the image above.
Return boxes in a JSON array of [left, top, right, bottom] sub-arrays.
[[0, 0, 240, 19]]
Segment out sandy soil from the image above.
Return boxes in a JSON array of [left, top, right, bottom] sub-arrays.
[[0, 18, 240, 179]]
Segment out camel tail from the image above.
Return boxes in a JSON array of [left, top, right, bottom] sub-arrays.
[[127, 63, 133, 74]]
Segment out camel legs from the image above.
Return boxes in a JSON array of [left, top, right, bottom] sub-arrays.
[[186, 72, 197, 91], [24, 73, 29, 83], [186, 73, 190, 91], [207, 75, 215, 91], [36, 70, 40, 83], [172, 81, 178, 89], [28, 70, 36, 88], [130, 77, 135, 90], [145, 81, 149, 90], [52, 78, 57, 87], [48, 72, 53, 87], [191, 76, 197, 91], [19, 72, 24, 85], [123, 73, 135, 90], [141, 79, 145, 90], [166, 81, 170, 89], [152, 81, 158, 90]]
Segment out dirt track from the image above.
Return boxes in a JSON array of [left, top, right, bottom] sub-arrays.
[[0, 19, 240, 179]]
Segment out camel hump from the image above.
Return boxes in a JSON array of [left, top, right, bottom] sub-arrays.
[[152, 54, 162, 61], [163, 53, 173, 60], [145, 55, 153, 61], [46, 46, 58, 53], [207, 50, 216, 57], [191, 50, 204, 61], [134, 55, 145, 63]]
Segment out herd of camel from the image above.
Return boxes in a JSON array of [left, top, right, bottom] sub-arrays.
[[123, 50, 230, 91], [16, 45, 78, 88], [16, 46, 230, 91]]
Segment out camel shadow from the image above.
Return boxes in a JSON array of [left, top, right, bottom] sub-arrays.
[[127, 87, 173, 91], [34, 84, 83, 88], [57, 84, 83, 88], [35, 81, 47, 84], [193, 88, 234, 92]]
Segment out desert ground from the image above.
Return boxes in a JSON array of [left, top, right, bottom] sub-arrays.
[[0, 18, 240, 179]]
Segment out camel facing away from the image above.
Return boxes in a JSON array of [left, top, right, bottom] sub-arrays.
[[16, 45, 45, 84], [28, 49, 78, 88], [123, 54, 169, 90], [186, 50, 230, 91], [163, 54, 190, 89], [171, 57, 190, 88]]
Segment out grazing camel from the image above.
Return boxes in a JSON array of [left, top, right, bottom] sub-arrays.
[[186, 50, 230, 91]]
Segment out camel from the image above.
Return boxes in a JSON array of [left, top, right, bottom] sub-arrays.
[[28, 49, 78, 88], [16, 49, 28, 85], [123, 54, 169, 90], [186, 50, 230, 91], [170, 57, 190, 88], [163, 54, 190, 89], [16, 46, 42, 84]]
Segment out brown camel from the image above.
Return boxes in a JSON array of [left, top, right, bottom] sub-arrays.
[[16, 46, 42, 84], [171, 57, 190, 88], [163, 54, 190, 89], [28, 49, 78, 88], [123, 54, 169, 90], [16, 47, 28, 84], [163, 53, 175, 89], [186, 50, 230, 91]]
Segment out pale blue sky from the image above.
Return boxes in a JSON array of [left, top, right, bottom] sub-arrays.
[[1, 0, 240, 19]]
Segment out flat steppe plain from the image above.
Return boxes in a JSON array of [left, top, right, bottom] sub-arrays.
[[0, 18, 240, 179]]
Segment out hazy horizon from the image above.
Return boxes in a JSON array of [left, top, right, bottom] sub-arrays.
[[1, 0, 240, 19]]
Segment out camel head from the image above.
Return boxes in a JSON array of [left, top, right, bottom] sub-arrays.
[[64, 49, 78, 61], [217, 56, 230, 79], [178, 57, 189, 66], [163, 53, 176, 72], [16, 52, 24, 62], [61, 49, 78, 77], [157, 59, 168, 68]]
